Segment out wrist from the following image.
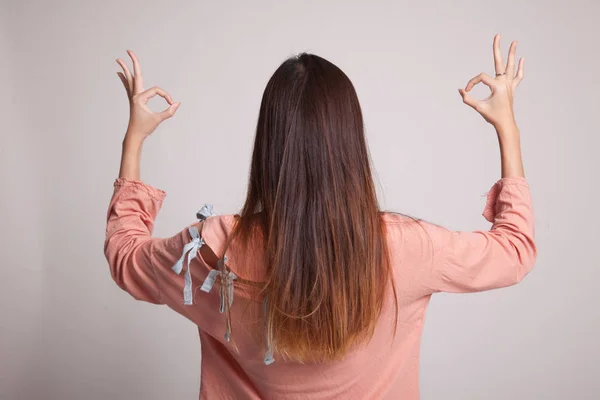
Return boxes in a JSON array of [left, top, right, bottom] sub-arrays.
[[495, 121, 520, 140], [122, 133, 145, 149]]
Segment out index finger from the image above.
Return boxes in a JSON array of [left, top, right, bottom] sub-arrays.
[[493, 34, 505, 75], [465, 73, 495, 91], [127, 49, 144, 94]]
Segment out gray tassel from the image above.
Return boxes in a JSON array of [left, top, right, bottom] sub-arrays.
[[263, 296, 275, 365]]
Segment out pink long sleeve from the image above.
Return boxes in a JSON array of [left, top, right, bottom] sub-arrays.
[[104, 178, 224, 322], [416, 176, 537, 293], [104, 178, 167, 303]]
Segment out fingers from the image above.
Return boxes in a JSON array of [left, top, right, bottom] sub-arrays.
[[506, 41, 518, 77], [115, 51, 179, 122], [465, 73, 495, 91], [158, 102, 181, 121], [458, 88, 481, 110], [136, 86, 180, 120], [127, 50, 144, 94], [513, 57, 525, 86], [136, 86, 174, 104], [116, 51, 144, 95], [116, 72, 132, 97], [116, 59, 133, 93], [493, 34, 505, 75]]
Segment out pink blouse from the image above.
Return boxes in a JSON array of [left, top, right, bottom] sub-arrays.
[[104, 176, 536, 399]]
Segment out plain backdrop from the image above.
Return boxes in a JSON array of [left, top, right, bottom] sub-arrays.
[[1, 0, 599, 399]]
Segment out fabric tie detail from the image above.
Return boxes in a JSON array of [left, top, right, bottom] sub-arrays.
[[171, 204, 215, 305], [263, 295, 275, 365], [171, 226, 205, 305], [200, 256, 237, 306], [200, 256, 237, 341], [196, 204, 214, 220]]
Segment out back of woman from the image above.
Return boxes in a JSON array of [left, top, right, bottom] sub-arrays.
[[105, 34, 535, 399]]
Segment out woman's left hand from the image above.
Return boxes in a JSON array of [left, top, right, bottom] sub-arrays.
[[116, 50, 180, 141]]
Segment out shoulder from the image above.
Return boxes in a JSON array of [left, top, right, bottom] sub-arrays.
[[380, 211, 420, 225], [198, 213, 264, 280], [379, 211, 437, 246], [196, 213, 237, 256]]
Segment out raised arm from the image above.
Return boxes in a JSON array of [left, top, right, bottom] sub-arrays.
[[104, 50, 182, 302], [115, 50, 180, 181], [416, 34, 536, 294]]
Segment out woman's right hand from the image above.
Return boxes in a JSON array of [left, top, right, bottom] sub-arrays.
[[459, 34, 524, 130]]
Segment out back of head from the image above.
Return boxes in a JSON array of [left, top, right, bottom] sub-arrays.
[[225, 53, 396, 363]]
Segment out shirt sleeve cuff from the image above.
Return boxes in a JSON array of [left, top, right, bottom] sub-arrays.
[[113, 178, 167, 202], [482, 176, 529, 223]]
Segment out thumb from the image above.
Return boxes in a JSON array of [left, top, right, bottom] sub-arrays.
[[458, 88, 479, 110], [159, 102, 181, 121]]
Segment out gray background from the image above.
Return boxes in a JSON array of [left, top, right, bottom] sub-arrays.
[[1, 0, 598, 399]]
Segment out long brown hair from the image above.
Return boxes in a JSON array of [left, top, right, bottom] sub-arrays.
[[220, 53, 398, 363]]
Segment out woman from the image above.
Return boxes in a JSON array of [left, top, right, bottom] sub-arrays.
[[105, 34, 536, 399]]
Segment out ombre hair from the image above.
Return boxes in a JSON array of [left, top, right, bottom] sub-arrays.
[[220, 53, 398, 362]]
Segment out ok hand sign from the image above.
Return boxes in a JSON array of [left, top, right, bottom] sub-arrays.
[[459, 34, 524, 129], [116, 50, 180, 139]]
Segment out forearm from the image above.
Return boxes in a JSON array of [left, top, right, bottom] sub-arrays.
[[119, 134, 144, 180], [495, 122, 525, 178]]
